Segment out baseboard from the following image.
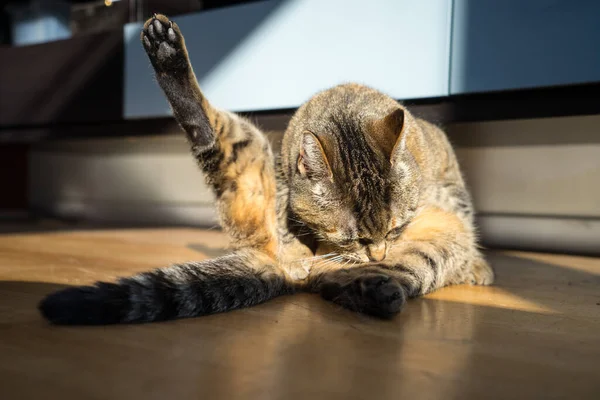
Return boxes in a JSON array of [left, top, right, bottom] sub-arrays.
[[31, 201, 219, 227], [478, 214, 599, 256]]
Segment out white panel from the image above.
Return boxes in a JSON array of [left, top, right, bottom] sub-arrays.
[[29, 137, 218, 225], [458, 144, 600, 217], [451, 0, 600, 94], [124, 0, 452, 118], [477, 215, 600, 255], [450, 115, 600, 217]]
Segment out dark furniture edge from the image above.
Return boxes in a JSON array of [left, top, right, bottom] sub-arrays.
[[2, 82, 600, 143]]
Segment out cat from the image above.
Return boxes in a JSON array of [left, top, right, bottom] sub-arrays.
[[38, 14, 494, 324]]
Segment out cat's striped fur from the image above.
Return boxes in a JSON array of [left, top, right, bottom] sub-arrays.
[[39, 14, 493, 325]]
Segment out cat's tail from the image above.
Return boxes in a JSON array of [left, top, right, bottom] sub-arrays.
[[39, 249, 293, 325]]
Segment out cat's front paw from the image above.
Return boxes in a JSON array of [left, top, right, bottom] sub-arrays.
[[141, 14, 187, 72], [280, 259, 311, 281], [355, 273, 406, 317], [321, 272, 405, 318]]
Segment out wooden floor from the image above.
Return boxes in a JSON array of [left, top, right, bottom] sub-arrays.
[[0, 224, 599, 399]]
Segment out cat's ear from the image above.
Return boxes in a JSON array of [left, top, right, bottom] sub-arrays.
[[373, 108, 407, 164], [298, 131, 333, 180], [385, 109, 408, 161]]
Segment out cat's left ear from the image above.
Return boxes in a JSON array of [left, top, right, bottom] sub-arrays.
[[386, 109, 407, 160], [374, 108, 407, 163]]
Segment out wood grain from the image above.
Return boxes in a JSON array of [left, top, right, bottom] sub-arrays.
[[0, 225, 599, 399]]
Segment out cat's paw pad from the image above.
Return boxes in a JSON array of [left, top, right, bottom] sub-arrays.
[[141, 14, 184, 69], [356, 273, 406, 318]]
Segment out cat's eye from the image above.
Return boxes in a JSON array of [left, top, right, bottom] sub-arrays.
[[358, 238, 372, 246], [386, 222, 408, 239]]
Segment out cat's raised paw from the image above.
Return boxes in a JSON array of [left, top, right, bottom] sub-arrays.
[[141, 14, 185, 71]]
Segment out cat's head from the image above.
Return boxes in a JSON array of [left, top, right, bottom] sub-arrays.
[[283, 84, 422, 262]]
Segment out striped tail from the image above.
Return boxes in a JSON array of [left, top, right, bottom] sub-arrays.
[[39, 250, 293, 325]]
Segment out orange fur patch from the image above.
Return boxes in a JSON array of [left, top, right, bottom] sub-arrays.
[[225, 160, 278, 258], [403, 207, 466, 242]]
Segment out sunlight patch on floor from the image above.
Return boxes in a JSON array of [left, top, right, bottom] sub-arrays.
[[426, 285, 558, 314], [505, 251, 600, 276]]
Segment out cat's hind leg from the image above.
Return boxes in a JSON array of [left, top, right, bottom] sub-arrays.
[[448, 255, 495, 286], [39, 249, 293, 325], [142, 15, 278, 256], [38, 17, 286, 325]]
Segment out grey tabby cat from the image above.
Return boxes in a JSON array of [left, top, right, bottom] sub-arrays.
[[39, 14, 494, 324]]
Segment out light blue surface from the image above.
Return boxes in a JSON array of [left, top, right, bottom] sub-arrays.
[[450, 0, 600, 94], [124, 0, 453, 118], [8, 2, 71, 46]]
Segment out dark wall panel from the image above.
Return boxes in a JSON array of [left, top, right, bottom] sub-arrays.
[[0, 30, 123, 127], [0, 144, 28, 211]]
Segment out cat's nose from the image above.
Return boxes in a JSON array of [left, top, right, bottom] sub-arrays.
[[367, 242, 387, 262]]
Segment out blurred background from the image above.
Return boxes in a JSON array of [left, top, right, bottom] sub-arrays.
[[1, 0, 599, 254]]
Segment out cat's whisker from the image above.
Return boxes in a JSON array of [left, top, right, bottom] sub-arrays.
[[314, 255, 342, 265], [291, 232, 313, 238], [313, 257, 340, 267], [339, 253, 362, 263], [345, 258, 360, 267], [289, 252, 339, 265], [307, 256, 340, 266], [309, 252, 338, 261], [314, 255, 346, 269], [287, 217, 308, 225]]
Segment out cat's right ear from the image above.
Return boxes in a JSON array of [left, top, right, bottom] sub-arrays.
[[298, 131, 333, 181]]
